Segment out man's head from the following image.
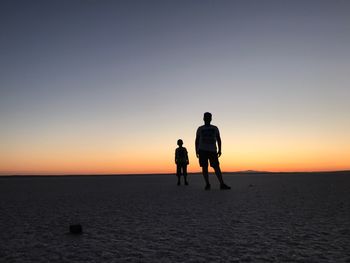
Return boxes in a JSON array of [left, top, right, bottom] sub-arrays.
[[177, 139, 183, 146], [203, 112, 212, 125]]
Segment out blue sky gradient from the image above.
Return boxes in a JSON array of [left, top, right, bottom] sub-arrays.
[[1, 0, 350, 174]]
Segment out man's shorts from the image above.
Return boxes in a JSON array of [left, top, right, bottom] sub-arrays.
[[198, 150, 219, 168]]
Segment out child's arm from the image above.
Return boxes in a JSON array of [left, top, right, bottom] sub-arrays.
[[174, 149, 177, 164]]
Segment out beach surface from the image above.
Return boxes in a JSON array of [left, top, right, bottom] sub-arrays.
[[1, 172, 349, 262]]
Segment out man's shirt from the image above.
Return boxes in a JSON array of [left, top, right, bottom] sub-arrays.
[[196, 124, 220, 152]]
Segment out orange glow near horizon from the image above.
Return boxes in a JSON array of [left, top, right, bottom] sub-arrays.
[[1, 159, 349, 176], [2, 135, 349, 175], [1, 113, 350, 175]]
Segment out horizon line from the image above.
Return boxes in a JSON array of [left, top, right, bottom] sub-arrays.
[[1, 170, 349, 177]]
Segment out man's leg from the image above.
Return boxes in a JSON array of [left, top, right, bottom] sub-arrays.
[[199, 151, 210, 189], [214, 165, 231, 190], [213, 166, 224, 185], [208, 152, 230, 189], [202, 166, 210, 189]]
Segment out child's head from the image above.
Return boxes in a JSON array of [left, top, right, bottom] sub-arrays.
[[177, 139, 183, 146]]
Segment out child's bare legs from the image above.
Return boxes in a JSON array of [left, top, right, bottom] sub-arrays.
[[176, 165, 181, 185], [183, 165, 188, 185]]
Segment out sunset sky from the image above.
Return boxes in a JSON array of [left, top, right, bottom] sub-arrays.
[[1, 0, 350, 175]]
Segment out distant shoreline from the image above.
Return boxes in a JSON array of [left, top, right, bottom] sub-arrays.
[[1, 170, 349, 178]]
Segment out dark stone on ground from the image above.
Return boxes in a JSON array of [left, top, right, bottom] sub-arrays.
[[69, 224, 82, 234]]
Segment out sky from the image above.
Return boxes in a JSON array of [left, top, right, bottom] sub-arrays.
[[1, 0, 350, 175]]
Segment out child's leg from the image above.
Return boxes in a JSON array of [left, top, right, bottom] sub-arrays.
[[183, 165, 188, 185], [176, 165, 181, 185]]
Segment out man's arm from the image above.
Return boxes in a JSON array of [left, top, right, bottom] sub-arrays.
[[217, 130, 222, 157], [195, 129, 200, 158]]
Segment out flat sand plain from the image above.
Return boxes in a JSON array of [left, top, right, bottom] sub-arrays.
[[1, 172, 349, 262]]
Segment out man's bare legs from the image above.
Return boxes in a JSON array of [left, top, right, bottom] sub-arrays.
[[202, 165, 231, 190], [213, 166, 225, 185], [202, 166, 210, 189], [215, 165, 231, 189]]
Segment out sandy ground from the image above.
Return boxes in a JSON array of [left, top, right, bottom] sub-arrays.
[[0, 172, 349, 262]]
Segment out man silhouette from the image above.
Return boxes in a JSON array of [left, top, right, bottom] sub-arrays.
[[195, 112, 231, 190]]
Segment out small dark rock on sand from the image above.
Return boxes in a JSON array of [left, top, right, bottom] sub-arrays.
[[69, 224, 83, 234]]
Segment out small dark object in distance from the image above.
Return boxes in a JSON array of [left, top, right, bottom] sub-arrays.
[[248, 184, 254, 187], [69, 224, 82, 234]]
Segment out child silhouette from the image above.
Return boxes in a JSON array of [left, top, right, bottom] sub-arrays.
[[175, 139, 189, 186]]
